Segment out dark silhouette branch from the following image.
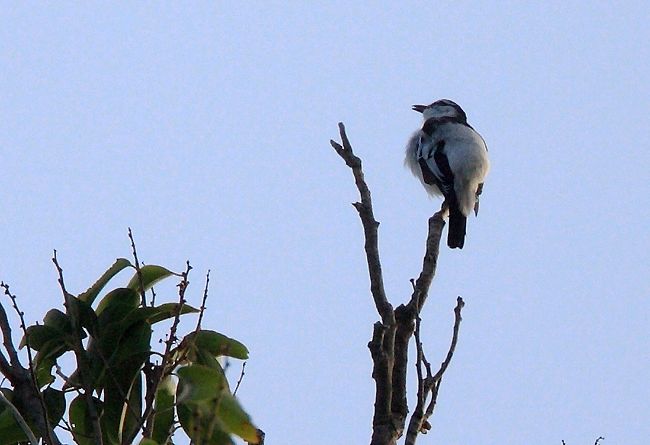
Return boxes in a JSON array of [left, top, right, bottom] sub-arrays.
[[0, 291, 20, 381], [233, 361, 247, 396], [0, 282, 62, 445], [128, 228, 148, 307], [392, 211, 446, 427], [195, 269, 211, 332], [405, 297, 464, 445], [330, 122, 394, 325], [331, 123, 463, 445]]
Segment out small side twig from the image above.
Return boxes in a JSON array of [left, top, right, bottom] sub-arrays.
[[233, 361, 247, 396], [405, 297, 465, 444], [0, 286, 21, 380], [128, 228, 147, 307], [195, 270, 211, 332]]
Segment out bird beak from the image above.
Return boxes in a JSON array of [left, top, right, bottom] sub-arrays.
[[412, 104, 427, 113]]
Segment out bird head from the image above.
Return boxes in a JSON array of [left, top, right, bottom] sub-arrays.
[[412, 99, 467, 123]]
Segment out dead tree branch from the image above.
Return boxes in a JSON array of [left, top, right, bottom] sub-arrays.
[[330, 122, 393, 324], [331, 123, 465, 445]]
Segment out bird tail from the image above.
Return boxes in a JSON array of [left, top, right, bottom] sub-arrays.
[[447, 204, 467, 249]]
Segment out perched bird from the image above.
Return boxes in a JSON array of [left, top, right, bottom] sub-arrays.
[[405, 99, 490, 249]]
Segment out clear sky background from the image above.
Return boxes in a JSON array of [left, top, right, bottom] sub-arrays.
[[2, 2, 649, 444]]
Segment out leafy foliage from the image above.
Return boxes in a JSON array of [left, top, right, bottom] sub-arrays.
[[0, 258, 259, 445]]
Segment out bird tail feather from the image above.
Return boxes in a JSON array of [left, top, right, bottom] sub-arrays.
[[447, 205, 467, 249]]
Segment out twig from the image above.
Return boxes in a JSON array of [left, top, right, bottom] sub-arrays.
[[128, 228, 147, 307], [3, 283, 54, 441], [195, 270, 211, 332], [0, 286, 21, 380], [595, 437, 605, 445], [128, 228, 155, 439], [141, 262, 192, 439], [53, 250, 103, 445], [233, 361, 247, 396], [418, 297, 465, 437], [168, 262, 192, 357], [54, 364, 71, 385], [408, 209, 446, 312]]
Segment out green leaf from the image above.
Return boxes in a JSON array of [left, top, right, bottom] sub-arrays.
[[119, 373, 143, 445], [43, 387, 66, 427], [122, 303, 199, 328], [194, 348, 227, 373], [79, 258, 132, 305], [187, 330, 249, 360], [176, 402, 234, 445], [33, 354, 57, 388], [21, 308, 80, 387], [101, 322, 150, 444], [215, 393, 261, 444], [20, 325, 64, 350], [96, 287, 140, 319], [0, 389, 29, 444], [69, 296, 99, 337], [139, 439, 160, 445], [177, 365, 227, 404], [151, 376, 175, 445], [43, 309, 73, 333], [176, 365, 260, 444], [126, 265, 177, 294], [70, 394, 104, 445]]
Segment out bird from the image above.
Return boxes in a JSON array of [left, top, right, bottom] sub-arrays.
[[405, 99, 490, 249]]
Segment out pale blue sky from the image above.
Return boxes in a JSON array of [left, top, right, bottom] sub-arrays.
[[2, 2, 649, 444]]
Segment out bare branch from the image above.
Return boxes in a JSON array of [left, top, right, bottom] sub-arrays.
[[128, 228, 148, 307], [392, 208, 446, 428], [331, 124, 464, 445], [195, 269, 211, 332], [408, 209, 446, 312], [419, 297, 465, 436], [404, 307, 433, 445], [0, 286, 21, 381], [330, 123, 393, 324], [233, 361, 247, 396]]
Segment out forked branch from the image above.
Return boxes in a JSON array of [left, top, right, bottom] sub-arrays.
[[331, 123, 465, 445]]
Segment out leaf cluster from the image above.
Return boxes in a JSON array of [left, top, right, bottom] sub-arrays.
[[0, 258, 260, 445]]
